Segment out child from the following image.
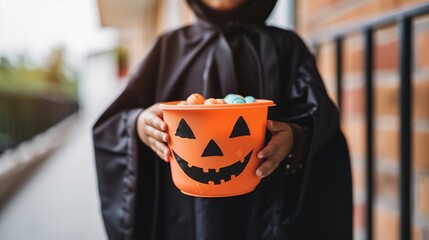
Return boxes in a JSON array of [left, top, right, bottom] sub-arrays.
[[93, 0, 353, 239]]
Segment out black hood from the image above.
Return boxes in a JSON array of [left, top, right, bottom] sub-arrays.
[[186, 0, 278, 26]]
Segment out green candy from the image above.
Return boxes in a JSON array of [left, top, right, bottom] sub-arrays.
[[244, 96, 256, 103], [224, 94, 255, 104], [224, 94, 240, 104], [231, 97, 246, 104]]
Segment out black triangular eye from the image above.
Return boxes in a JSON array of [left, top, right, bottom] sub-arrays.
[[229, 116, 250, 138], [175, 118, 195, 139]]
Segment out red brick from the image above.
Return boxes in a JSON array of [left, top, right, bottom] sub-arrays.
[[375, 83, 399, 117], [308, 3, 378, 32], [344, 49, 363, 74], [375, 127, 399, 164], [418, 175, 429, 217], [413, 79, 429, 120], [414, 131, 429, 171], [317, 42, 338, 103], [317, 42, 336, 82], [374, 208, 399, 240], [353, 202, 366, 233], [373, 124, 429, 172], [416, 28, 429, 71], [351, 161, 366, 193], [374, 207, 422, 240], [374, 37, 399, 71], [307, 0, 343, 13], [375, 170, 399, 204], [343, 86, 364, 115], [344, 35, 363, 74]]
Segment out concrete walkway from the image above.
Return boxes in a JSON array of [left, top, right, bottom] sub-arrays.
[[0, 113, 106, 240]]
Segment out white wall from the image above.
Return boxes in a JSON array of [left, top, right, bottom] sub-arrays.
[[79, 51, 123, 121]]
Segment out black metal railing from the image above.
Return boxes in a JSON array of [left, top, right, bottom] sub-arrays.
[[0, 91, 79, 153], [310, 3, 429, 240]]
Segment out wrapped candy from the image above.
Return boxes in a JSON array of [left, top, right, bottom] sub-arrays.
[[224, 94, 255, 104], [186, 93, 205, 105], [244, 96, 256, 103], [178, 93, 255, 105]]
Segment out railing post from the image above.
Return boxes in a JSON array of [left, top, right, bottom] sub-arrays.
[[364, 28, 374, 240], [399, 16, 412, 240]]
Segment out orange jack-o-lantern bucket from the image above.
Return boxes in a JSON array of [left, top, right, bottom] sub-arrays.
[[160, 99, 275, 197]]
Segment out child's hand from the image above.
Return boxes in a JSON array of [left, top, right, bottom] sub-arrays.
[[137, 103, 170, 162], [255, 120, 293, 178]]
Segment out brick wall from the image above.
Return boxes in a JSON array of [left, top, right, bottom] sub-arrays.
[[297, 0, 429, 239]]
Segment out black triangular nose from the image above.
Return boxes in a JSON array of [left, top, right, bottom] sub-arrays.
[[201, 139, 223, 157]]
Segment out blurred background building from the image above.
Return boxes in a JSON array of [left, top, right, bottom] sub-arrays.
[[0, 0, 428, 239]]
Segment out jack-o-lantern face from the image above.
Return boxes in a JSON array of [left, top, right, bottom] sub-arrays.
[[172, 116, 252, 184], [161, 100, 274, 197]]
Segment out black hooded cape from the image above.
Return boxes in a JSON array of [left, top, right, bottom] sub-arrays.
[[92, 0, 353, 239]]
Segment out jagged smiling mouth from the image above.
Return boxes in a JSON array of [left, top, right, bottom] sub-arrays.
[[172, 150, 253, 185]]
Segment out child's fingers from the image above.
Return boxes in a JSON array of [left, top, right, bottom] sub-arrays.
[[145, 114, 167, 131], [257, 144, 275, 159], [145, 125, 169, 142], [255, 156, 283, 178], [267, 120, 291, 133], [257, 134, 286, 159], [147, 136, 170, 162]]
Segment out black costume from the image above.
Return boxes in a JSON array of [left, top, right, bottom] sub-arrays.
[[92, 0, 353, 239]]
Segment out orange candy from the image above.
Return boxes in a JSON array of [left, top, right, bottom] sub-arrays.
[[186, 93, 205, 105], [204, 98, 226, 105], [177, 94, 227, 105], [216, 99, 226, 104], [204, 98, 218, 104]]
